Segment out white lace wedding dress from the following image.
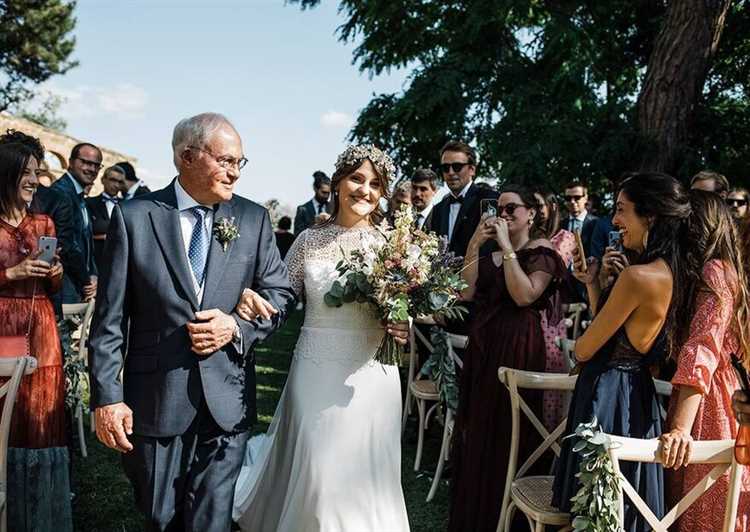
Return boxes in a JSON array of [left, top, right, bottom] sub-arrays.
[[233, 224, 410, 532]]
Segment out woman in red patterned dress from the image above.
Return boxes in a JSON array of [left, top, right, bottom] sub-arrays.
[[0, 142, 71, 531], [661, 190, 750, 531]]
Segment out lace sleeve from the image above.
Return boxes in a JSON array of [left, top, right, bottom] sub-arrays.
[[284, 230, 306, 297]]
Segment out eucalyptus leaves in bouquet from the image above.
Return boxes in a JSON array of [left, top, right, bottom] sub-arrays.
[[325, 205, 468, 365]]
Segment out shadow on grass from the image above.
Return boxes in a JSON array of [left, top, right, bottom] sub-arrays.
[[73, 309, 449, 531]]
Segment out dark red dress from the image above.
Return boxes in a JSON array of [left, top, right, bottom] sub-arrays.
[[448, 246, 566, 532], [0, 214, 71, 530]]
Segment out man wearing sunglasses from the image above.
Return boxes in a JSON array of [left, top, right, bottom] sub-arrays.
[[50, 142, 102, 304], [726, 188, 749, 221], [430, 140, 498, 258], [690, 170, 729, 199], [560, 180, 598, 257]]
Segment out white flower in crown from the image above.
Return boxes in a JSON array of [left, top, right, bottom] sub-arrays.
[[334, 144, 397, 182]]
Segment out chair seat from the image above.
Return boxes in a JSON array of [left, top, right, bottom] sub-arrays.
[[511, 476, 570, 526], [410, 379, 439, 399]]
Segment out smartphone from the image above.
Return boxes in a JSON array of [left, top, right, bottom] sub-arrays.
[[608, 230, 623, 252], [37, 236, 57, 264], [480, 199, 497, 218], [732, 354, 750, 392], [574, 230, 587, 273]]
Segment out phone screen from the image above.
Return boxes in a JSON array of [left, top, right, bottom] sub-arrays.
[[608, 231, 623, 252], [480, 199, 497, 218]]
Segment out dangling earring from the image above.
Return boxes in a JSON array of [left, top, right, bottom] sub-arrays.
[[528, 217, 533, 226], [641, 228, 649, 250]]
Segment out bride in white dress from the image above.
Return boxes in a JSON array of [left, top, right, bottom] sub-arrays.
[[233, 145, 410, 532]]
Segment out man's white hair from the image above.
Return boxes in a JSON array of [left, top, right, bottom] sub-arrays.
[[172, 112, 238, 169]]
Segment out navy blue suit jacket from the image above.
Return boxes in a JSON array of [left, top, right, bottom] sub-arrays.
[[88, 182, 297, 437]]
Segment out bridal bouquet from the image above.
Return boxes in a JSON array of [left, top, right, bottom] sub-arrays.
[[324, 206, 468, 365]]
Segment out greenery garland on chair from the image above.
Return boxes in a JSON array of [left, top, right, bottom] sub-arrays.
[[58, 317, 87, 413], [418, 327, 459, 410], [568, 418, 621, 531]]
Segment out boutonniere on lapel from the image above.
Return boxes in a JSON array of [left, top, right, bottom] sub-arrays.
[[213, 217, 240, 251]]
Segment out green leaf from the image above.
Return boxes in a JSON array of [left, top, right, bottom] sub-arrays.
[[324, 293, 342, 307]]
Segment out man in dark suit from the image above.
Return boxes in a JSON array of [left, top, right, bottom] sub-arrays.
[[89, 113, 296, 531], [118, 160, 151, 200], [429, 140, 499, 258], [410, 167, 438, 231], [560, 180, 598, 257], [293, 170, 331, 236], [86, 165, 126, 271], [51, 143, 100, 303]]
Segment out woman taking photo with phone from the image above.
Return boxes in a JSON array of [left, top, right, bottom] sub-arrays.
[[552, 172, 690, 531], [0, 142, 71, 530], [659, 190, 750, 531], [449, 184, 567, 532]]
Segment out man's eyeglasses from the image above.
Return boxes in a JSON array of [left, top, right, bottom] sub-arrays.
[[564, 194, 585, 202], [726, 198, 748, 207], [74, 157, 103, 171], [440, 162, 471, 174], [189, 146, 248, 171]]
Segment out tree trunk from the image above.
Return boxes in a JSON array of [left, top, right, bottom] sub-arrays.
[[636, 0, 732, 174]]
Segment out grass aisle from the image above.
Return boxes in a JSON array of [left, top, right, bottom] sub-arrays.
[[74, 309, 449, 531]]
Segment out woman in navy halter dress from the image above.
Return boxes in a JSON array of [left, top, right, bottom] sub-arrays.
[[552, 172, 691, 532]]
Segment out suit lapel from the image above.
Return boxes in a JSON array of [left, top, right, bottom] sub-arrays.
[[201, 200, 235, 310], [305, 200, 316, 222], [149, 184, 199, 310], [451, 184, 476, 240]]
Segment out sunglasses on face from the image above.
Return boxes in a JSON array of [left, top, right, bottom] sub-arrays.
[[440, 162, 471, 174], [496, 203, 528, 216], [564, 195, 585, 202], [726, 198, 748, 207]]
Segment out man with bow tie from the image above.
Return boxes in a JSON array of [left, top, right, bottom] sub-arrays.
[[86, 165, 126, 272], [429, 140, 498, 258]]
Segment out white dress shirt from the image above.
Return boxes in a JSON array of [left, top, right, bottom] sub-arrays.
[[448, 182, 472, 240], [102, 193, 119, 218], [415, 204, 433, 230], [313, 198, 328, 215], [567, 210, 588, 232], [66, 172, 90, 227], [126, 179, 145, 200], [174, 178, 214, 301]]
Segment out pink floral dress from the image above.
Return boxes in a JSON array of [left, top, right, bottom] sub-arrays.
[[667, 259, 750, 531], [542, 229, 576, 430]]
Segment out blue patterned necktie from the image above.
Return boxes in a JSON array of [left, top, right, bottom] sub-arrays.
[[188, 206, 210, 286]]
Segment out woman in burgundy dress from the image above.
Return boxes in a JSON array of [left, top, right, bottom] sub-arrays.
[[0, 142, 71, 531], [448, 184, 566, 532]]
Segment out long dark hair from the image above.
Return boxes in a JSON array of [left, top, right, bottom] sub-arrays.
[[676, 190, 750, 367], [0, 143, 35, 218], [499, 184, 546, 240], [534, 189, 561, 238], [617, 172, 691, 353]]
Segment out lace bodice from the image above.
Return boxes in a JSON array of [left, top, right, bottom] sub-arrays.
[[285, 224, 384, 331]]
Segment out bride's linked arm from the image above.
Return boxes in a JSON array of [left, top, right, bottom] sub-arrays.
[[236, 230, 306, 321]]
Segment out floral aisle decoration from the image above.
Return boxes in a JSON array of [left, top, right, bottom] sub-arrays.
[[58, 318, 87, 413], [568, 418, 621, 531], [324, 205, 468, 364], [419, 327, 459, 410]]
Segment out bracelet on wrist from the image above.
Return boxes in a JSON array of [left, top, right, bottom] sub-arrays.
[[502, 251, 517, 262]]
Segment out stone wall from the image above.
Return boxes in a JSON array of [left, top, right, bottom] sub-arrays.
[[0, 112, 137, 195]]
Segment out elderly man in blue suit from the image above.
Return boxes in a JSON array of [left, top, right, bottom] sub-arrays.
[[89, 113, 296, 531]]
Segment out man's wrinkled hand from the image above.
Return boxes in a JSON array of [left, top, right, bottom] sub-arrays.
[[95, 402, 134, 453], [83, 275, 97, 301], [236, 288, 278, 321], [187, 308, 237, 355]]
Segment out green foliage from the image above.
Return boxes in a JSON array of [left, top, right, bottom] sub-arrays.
[[58, 317, 86, 412], [291, 0, 750, 194], [419, 327, 459, 410], [568, 418, 621, 531], [0, 0, 78, 111]]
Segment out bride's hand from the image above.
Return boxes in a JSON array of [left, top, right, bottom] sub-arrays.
[[236, 288, 278, 321], [386, 321, 409, 345]]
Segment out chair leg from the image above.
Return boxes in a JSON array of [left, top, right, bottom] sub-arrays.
[[426, 409, 452, 502], [401, 387, 412, 436], [414, 398, 426, 472], [425, 402, 440, 431], [90, 410, 96, 433], [534, 521, 544, 532], [76, 404, 87, 458], [503, 502, 516, 532]]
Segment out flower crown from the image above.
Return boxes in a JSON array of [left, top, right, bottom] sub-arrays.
[[334, 144, 397, 182]]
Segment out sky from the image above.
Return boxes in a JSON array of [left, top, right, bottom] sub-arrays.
[[31, 0, 413, 212]]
